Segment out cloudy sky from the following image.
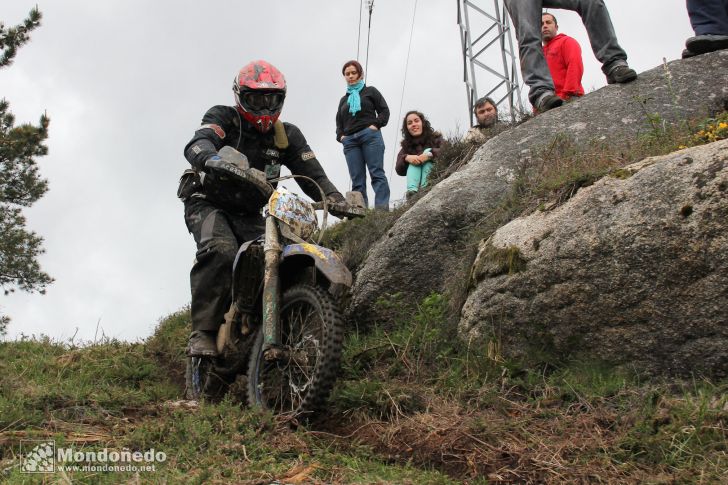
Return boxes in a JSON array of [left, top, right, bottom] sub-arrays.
[[2, 1, 693, 342]]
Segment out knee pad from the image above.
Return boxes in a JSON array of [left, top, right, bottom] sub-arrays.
[[196, 238, 238, 267]]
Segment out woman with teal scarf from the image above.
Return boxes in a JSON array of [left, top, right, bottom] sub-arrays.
[[335, 60, 391, 210]]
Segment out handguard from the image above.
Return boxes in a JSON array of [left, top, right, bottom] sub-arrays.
[[205, 154, 271, 198], [328, 203, 366, 219], [315, 191, 367, 219], [201, 147, 274, 213]]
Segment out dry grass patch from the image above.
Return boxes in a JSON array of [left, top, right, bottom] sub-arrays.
[[314, 381, 726, 484]]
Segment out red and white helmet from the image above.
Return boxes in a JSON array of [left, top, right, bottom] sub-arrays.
[[233, 60, 286, 133]]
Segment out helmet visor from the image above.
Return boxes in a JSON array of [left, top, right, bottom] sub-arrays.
[[242, 91, 284, 111]]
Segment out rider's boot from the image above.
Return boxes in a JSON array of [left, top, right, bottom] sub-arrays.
[[187, 330, 218, 357]]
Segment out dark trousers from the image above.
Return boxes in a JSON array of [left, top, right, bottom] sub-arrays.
[[184, 198, 265, 332], [687, 0, 728, 35]]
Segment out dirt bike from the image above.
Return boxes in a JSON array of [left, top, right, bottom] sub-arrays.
[[185, 146, 364, 420]]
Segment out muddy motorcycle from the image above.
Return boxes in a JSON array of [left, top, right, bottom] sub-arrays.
[[185, 146, 364, 419]]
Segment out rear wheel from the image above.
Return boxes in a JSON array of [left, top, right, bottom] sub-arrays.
[[247, 284, 343, 419]]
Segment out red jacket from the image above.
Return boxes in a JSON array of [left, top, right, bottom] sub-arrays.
[[543, 33, 584, 100]]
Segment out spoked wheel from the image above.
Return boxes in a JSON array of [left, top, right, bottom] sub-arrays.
[[247, 284, 343, 419], [185, 356, 234, 401]]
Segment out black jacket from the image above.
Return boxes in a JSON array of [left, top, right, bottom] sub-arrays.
[[335, 85, 389, 141], [184, 105, 339, 209]]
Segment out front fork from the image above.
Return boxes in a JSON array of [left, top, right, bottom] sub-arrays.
[[262, 217, 282, 354]]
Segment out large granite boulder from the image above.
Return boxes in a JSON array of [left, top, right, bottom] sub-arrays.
[[460, 139, 728, 377], [348, 51, 728, 327]]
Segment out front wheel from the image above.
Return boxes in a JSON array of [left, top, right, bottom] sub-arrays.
[[247, 284, 344, 419], [185, 356, 233, 401]]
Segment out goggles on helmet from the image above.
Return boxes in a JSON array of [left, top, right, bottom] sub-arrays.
[[243, 91, 285, 112]]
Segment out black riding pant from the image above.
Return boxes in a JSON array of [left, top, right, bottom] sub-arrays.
[[184, 198, 265, 332]]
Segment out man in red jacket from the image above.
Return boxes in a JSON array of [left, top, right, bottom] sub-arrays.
[[542, 12, 585, 100]]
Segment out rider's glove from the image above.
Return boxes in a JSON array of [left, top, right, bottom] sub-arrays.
[[326, 192, 346, 204]]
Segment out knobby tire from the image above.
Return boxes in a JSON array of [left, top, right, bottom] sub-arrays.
[[185, 356, 233, 401], [247, 284, 344, 419]]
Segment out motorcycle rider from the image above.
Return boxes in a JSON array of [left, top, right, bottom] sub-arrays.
[[179, 60, 346, 357]]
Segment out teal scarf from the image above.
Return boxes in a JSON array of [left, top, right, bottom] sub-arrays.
[[346, 80, 365, 116]]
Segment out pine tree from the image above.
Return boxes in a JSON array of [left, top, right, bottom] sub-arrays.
[[0, 8, 52, 335]]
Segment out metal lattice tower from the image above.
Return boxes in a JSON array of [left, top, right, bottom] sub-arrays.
[[457, 0, 524, 124]]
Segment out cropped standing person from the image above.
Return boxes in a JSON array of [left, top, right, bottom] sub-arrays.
[[683, 0, 728, 57], [504, 0, 637, 113], [335, 60, 391, 210], [395, 111, 444, 197]]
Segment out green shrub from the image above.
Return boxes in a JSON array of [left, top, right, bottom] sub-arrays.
[[145, 308, 190, 386]]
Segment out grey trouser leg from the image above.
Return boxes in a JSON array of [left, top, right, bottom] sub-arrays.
[[505, 0, 628, 104], [184, 198, 264, 332]]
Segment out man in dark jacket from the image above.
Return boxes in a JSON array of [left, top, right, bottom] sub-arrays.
[[179, 60, 345, 356]]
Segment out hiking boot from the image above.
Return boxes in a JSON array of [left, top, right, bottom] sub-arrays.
[[682, 48, 698, 59], [606, 65, 637, 84], [535, 93, 563, 113], [187, 330, 218, 356], [685, 34, 728, 55]]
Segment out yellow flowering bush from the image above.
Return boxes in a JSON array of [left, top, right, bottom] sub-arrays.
[[692, 112, 728, 144]]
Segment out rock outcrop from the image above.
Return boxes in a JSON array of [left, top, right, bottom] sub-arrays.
[[348, 51, 728, 329], [460, 139, 728, 377]]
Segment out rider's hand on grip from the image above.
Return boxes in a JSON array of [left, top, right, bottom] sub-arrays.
[[204, 156, 248, 182], [205, 155, 228, 171], [203, 155, 222, 171], [341, 191, 367, 218], [328, 191, 366, 219], [326, 192, 346, 204]]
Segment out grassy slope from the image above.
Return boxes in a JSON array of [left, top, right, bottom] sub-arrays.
[[0, 313, 458, 484], [1, 303, 725, 484]]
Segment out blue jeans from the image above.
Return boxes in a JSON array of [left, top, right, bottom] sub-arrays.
[[504, 0, 628, 104], [687, 0, 728, 35], [342, 127, 390, 209]]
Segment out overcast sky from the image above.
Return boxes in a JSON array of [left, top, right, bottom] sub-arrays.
[[2, 1, 693, 342]]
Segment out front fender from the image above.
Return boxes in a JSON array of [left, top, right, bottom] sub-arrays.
[[281, 243, 352, 287]]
